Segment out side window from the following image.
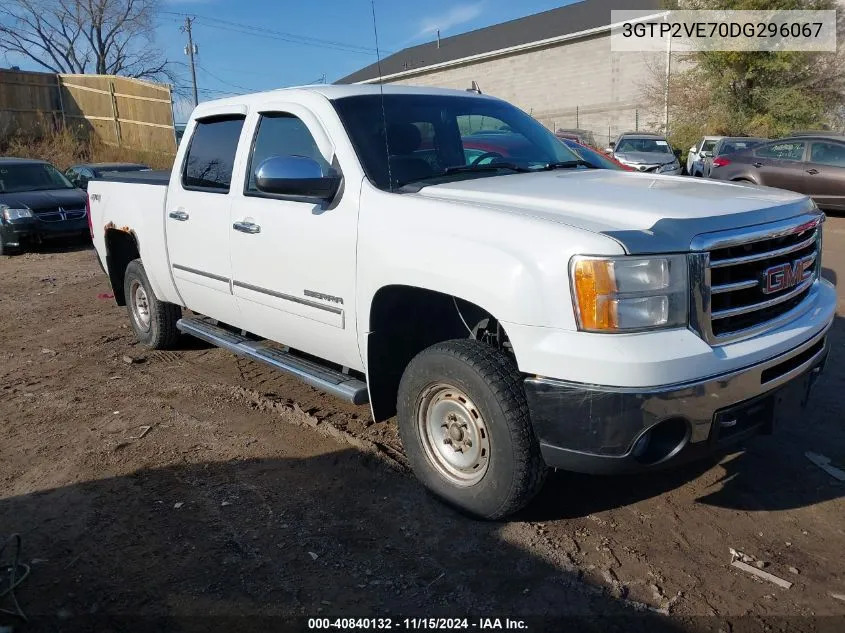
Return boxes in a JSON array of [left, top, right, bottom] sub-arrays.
[[701, 140, 717, 153], [246, 113, 328, 193], [755, 141, 805, 161], [65, 168, 79, 186], [182, 116, 245, 192], [809, 141, 845, 168]]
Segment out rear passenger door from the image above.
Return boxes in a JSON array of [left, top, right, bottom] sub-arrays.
[[166, 114, 247, 325], [751, 141, 807, 192], [804, 140, 845, 210], [228, 106, 361, 369]]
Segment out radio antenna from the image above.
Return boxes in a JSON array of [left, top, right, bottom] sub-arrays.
[[370, 0, 393, 191]]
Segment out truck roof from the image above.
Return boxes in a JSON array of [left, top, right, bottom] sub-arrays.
[[189, 84, 500, 119]]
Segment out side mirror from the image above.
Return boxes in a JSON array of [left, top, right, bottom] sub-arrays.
[[690, 146, 697, 154], [673, 148, 682, 158], [255, 155, 340, 200], [604, 146, 614, 154]]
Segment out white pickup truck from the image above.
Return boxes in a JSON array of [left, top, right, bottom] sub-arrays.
[[89, 85, 835, 519]]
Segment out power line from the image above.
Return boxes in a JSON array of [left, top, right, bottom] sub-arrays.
[[196, 64, 253, 92], [162, 11, 383, 55]]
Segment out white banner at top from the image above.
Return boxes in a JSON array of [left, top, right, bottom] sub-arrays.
[[610, 10, 838, 52]]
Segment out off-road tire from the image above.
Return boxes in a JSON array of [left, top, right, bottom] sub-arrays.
[[397, 339, 547, 520], [124, 259, 181, 349]]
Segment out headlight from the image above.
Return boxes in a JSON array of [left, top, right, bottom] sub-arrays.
[[659, 160, 680, 173], [1, 205, 32, 221], [570, 255, 688, 332]]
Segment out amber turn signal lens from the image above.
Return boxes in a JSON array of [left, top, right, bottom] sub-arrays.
[[572, 259, 617, 330]]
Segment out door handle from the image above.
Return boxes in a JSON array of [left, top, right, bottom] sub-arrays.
[[806, 168, 819, 175], [752, 162, 763, 168], [168, 209, 189, 221], [233, 221, 261, 234]]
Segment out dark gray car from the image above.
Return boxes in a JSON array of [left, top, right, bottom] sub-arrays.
[[701, 137, 768, 178], [65, 162, 150, 190], [708, 135, 845, 211], [0, 158, 89, 255]]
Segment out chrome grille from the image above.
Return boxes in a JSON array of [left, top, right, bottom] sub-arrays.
[[36, 207, 87, 223], [690, 213, 823, 344]]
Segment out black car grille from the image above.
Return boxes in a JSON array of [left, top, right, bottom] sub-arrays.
[[692, 215, 822, 343], [35, 206, 87, 222]]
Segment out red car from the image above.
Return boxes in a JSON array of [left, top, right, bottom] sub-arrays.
[[461, 132, 634, 171]]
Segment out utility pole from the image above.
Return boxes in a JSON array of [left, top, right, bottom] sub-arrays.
[[182, 17, 199, 107], [663, 14, 671, 136]]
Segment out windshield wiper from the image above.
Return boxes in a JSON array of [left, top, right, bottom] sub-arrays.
[[541, 160, 595, 170], [443, 162, 534, 175]]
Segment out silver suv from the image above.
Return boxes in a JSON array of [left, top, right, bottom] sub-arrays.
[[607, 132, 682, 175]]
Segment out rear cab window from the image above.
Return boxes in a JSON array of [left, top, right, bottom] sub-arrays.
[[182, 116, 246, 193]]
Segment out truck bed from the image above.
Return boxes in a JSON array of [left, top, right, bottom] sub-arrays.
[[96, 170, 171, 186], [88, 175, 181, 308]]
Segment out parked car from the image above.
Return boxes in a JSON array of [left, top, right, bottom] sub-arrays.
[[0, 157, 89, 256], [700, 137, 767, 178], [558, 138, 633, 171], [555, 128, 598, 147], [607, 132, 682, 175], [65, 162, 151, 190], [88, 85, 834, 519], [687, 136, 723, 176], [707, 135, 845, 211]]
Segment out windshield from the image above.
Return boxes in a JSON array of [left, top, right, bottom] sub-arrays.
[[615, 138, 673, 154], [0, 163, 75, 193], [332, 94, 582, 191]]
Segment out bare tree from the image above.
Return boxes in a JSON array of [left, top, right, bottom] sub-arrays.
[[0, 0, 171, 81]]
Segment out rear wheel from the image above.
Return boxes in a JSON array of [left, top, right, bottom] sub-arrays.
[[124, 259, 181, 349], [397, 339, 547, 520]]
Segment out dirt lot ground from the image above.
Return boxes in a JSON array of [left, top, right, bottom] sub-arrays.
[[1, 219, 844, 632]]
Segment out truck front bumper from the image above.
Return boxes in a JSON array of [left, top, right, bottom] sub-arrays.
[[525, 324, 830, 474]]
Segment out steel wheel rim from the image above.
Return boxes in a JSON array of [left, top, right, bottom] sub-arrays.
[[417, 383, 490, 487], [130, 280, 151, 331]]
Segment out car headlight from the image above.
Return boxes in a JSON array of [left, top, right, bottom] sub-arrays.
[[570, 255, 688, 332], [1, 205, 33, 221], [659, 160, 680, 173]]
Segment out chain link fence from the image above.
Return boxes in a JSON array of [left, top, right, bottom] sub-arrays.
[[531, 103, 662, 148]]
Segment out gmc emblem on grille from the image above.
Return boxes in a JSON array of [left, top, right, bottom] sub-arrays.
[[761, 254, 815, 295]]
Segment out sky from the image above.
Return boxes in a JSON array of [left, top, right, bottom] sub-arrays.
[[1, 0, 579, 122]]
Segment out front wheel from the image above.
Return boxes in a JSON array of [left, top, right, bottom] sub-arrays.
[[124, 259, 181, 349], [397, 339, 547, 520], [0, 239, 20, 257]]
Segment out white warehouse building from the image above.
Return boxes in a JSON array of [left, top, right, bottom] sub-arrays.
[[338, 0, 664, 147]]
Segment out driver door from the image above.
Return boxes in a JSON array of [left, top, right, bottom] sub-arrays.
[[227, 105, 361, 369]]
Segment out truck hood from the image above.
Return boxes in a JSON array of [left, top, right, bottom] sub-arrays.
[[0, 188, 86, 212], [414, 169, 816, 254]]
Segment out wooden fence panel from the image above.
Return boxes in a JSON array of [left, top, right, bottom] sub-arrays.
[[0, 69, 175, 152], [0, 69, 62, 138]]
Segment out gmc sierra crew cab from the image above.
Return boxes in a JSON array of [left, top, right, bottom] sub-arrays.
[[89, 85, 835, 519]]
